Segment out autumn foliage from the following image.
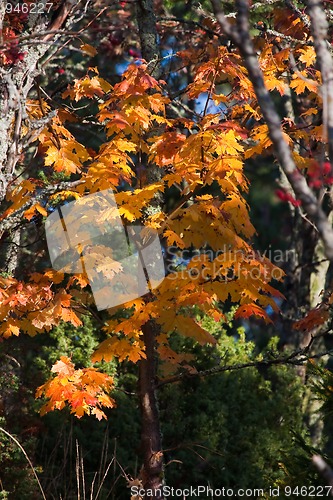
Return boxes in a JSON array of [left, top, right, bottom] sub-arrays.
[[1, 0, 333, 430], [36, 356, 115, 420], [3, 1, 333, 497], [0, 54, 289, 417]]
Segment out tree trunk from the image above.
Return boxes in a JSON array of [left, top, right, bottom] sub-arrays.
[[136, 0, 161, 79], [138, 320, 164, 499], [0, 2, 76, 206], [135, 1, 165, 496]]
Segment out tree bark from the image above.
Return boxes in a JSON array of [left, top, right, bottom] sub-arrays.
[[136, 0, 161, 79], [0, 2, 77, 203]]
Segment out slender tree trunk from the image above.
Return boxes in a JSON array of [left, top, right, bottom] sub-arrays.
[[138, 320, 164, 498], [135, 1, 165, 497]]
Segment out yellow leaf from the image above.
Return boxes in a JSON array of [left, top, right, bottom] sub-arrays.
[[172, 316, 216, 345], [72, 405, 86, 418], [163, 230, 185, 249], [44, 139, 89, 174], [290, 72, 319, 95], [117, 205, 140, 221], [44, 146, 78, 174], [43, 269, 65, 284], [68, 273, 90, 288], [3, 322, 20, 338], [23, 207, 35, 221], [62, 74, 111, 101], [298, 46, 316, 67], [220, 193, 255, 238], [91, 408, 107, 420], [244, 124, 272, 158], [92, 337, 146, 363], [36, 204, 47, 216], [61, 308, 82, 327], [51, 356, 75, 376], [80, 43, 97, 56]]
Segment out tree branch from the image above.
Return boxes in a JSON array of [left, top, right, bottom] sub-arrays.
[[0, 0, 79, 205], [157, 343, 333, 388], [211, 0, 333, 262], [305, 0, 333, 164], [0, 180, 83, 235]]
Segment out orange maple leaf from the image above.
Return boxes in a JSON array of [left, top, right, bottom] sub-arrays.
[[293, 307, 329, 332], [234, 304, 272, 323]]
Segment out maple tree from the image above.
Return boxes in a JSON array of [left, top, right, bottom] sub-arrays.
[[2, 0, 333, 497]]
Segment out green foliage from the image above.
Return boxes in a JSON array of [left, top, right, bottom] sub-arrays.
[[307, 361, 333, 460], [31, 320, 140, 498], [0, 319, 123, 499], [160, 360, 309, 491], [0, 311, 329, 498], [0, 417, 40, 499], [34, 316, 100, 369], [159, 317, 312, 492]]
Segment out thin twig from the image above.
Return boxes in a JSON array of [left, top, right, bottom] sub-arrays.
[[0, 427, 47, 500], [157, 339, 333, 388]]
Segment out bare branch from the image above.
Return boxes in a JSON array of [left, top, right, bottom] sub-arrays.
[[211, 0, 333, 262], [157, 343, 333, 388], [211, 0, 241, 44], [305, 0, 333, 164]]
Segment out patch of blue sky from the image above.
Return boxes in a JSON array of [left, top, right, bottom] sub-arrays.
[[161, 48, 179, 67], [195, 92, 228, 116], [115, 60, 131, 75]]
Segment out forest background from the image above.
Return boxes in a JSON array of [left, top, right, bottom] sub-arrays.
[[2, 0, 333, 498]]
